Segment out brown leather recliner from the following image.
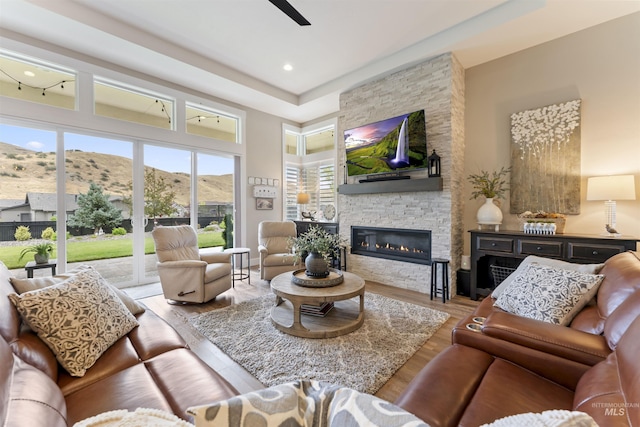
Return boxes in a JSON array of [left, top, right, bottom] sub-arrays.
[[395, 251, 640, 427], [258, 221, 299, 280], [395, 313, 640, 427], [453, 251, 640, 369], [152, 225, 232, 303]]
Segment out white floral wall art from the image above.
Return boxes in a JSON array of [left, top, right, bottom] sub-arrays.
[[510, 99, 581, 214]]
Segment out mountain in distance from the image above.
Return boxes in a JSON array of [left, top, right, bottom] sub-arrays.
[[0, 141, 232, 206]]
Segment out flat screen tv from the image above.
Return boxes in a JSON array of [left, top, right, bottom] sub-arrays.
[[344, 109, 427, 178]]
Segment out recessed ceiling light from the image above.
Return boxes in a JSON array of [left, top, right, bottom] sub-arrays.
[[283, 64, 293, 71], [24, 71, 35, 77]]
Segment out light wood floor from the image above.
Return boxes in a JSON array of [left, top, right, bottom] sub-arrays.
[[135, 268, 479, 403]]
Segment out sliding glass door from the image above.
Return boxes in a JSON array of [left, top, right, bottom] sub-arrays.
[[0, 122, 236, 287], [197, 152, 234, 248], [65, 132, 134, 284]]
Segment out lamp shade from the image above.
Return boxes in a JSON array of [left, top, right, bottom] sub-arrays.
[[587, 175, 636, 201], [296, 193, 310, 204]]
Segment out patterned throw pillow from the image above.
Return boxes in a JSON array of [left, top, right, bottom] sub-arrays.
[[10, 264, 145, 315], [9, 268, 139, 377], [494, 264, 604, 326], [188, 380, 427, 427], [491, 255, 604, 299]]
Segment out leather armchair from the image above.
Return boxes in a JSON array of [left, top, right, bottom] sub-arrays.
[[258, 221, 299, 280], [152, 225, 232, 303]]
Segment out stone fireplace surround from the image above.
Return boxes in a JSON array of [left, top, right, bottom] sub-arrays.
[[337, 53, 465, 296]]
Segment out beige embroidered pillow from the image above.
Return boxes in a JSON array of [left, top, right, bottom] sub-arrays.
[[491, 255, 604, 299], [9, 268, 139, 377], [494, 264, 604, 326]]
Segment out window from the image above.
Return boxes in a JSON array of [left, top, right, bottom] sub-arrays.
[[304, 128, 334, 155], [0, 50, 76, 109], [94, 78, 173, 129], [186, 104, 239, 143], [285, 131, 298, 155], [283, 121, 337, 221], [1, 48, 243, 288], [285, 165, 301, 220]]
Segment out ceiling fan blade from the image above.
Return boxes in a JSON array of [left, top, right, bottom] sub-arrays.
[[268, 0, 311, 26]]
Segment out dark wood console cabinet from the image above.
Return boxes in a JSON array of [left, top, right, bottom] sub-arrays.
[[469, 229, 638, 300], [293, 220, 338, 236]]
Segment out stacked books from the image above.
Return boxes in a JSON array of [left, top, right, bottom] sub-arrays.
[[301, 302, 334, 317]]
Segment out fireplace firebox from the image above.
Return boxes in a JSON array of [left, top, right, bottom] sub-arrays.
[[351, 226, 431, 265]]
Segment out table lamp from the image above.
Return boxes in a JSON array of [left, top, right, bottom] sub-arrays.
[[296, 192, 310, 219], [586, 175, 636, 236]]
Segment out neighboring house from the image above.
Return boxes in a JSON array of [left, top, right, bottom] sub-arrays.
[[0, 199, 23, 211], [0, 192, 130, 222], [0, 193, 77, 222], [197, 201, 233, 219]]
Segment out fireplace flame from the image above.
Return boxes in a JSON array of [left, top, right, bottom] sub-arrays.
[[363, 241, 424, 254]]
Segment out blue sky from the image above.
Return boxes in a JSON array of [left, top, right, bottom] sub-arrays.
[[0, 123, 233, 175]]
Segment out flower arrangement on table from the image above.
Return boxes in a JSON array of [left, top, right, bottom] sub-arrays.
[[468, 166, 511, 230], [287, 225, 346, 265], [287, 225, 347, 277], [467, 167, 511, 200]]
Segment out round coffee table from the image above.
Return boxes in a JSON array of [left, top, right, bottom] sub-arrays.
[[270, 271, 365, 339]]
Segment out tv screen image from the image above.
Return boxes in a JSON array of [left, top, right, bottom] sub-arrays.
[[344, 109, 427, 177]]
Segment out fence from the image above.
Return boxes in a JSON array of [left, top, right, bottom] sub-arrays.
[[0, 216, 223, 242]]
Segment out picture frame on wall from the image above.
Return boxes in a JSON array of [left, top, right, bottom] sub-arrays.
[[256, 197, 273, 210]]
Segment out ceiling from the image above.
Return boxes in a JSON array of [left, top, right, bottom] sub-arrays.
[[1, 0, 639, 123]]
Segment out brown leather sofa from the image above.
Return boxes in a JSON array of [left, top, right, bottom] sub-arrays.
[[1, 262, 238, 426], [396, 251, 640, 427]]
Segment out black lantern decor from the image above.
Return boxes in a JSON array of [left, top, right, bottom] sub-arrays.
[[428, 149, 441, 177]]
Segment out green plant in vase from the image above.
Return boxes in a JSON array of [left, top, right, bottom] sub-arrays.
[[467, 166, 511, 200], [19, 241, 55, 264], [287, 225, 346, 277], [467, 166, 511, 228]]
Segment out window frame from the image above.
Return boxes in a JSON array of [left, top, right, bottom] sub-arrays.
[[282, 118, 338, 221]]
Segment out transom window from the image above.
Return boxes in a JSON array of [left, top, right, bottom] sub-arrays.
[[186, 103, 239, 143], [0, 50, 76, 110], [94, 78, 174, 130]]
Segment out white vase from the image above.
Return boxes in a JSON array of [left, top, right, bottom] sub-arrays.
[[476, 198, 503, 225]]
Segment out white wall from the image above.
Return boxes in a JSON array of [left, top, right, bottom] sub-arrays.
[[464, 13, 640, 254], [243, 108, 295, 262]]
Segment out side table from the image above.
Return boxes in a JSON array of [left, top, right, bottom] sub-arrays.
[[25, 259, 57, 278], [223, 247, 251, 287]]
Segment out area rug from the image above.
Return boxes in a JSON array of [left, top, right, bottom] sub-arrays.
[[189, 293, 449, 394]]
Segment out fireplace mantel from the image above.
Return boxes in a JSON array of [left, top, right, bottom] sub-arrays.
[[338, 177, 443, 195]]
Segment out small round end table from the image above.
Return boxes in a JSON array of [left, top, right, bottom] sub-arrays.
[[223, 247, 251, 287]]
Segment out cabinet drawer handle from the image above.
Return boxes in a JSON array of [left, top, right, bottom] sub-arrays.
[[592, 250, 599, 255], [537, 246, 542, 251], [491, 243, 497, 247]]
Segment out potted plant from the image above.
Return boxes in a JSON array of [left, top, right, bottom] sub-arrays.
[[19, 241, 54, 264], [467, 167, 511, 227], [287, 225, 345, 278]]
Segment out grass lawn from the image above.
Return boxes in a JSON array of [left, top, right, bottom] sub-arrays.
[[0, 231, 225, 270]]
